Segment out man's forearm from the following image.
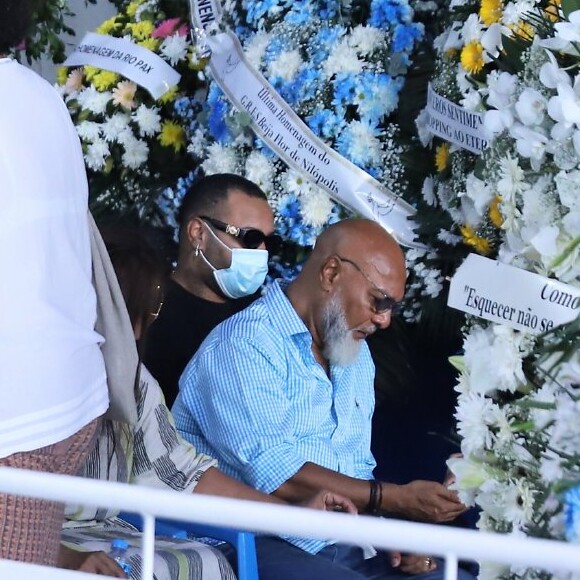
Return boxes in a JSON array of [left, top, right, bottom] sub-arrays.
[[273, 461, 404, 513]]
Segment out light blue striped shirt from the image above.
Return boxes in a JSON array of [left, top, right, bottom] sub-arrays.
[[173, 280, 377, 553]]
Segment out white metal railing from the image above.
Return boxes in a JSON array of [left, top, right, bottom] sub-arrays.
[[1, 466, 580, 580]]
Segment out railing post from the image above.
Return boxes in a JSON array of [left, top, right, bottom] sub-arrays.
[[141, 513, 156, 580], [444, 553, 458, 580]]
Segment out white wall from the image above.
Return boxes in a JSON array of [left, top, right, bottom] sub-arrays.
[[32, 0, 116, 82]]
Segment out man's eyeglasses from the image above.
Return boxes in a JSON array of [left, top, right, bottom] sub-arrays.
[[200, 216, 282, 253], [335, 255, 400, 314]]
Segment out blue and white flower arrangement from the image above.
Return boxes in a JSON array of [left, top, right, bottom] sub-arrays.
[[162, 0, 424, 257]]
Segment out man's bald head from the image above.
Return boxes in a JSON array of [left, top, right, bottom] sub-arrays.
[[304, 219, 406, 298]]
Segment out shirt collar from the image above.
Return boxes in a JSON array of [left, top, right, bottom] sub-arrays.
[[263, 279, 311, 339]]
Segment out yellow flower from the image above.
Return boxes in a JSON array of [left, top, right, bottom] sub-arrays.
[[545, 0, 561, 21], [56, 66, 68, 86], [461, 41, 485, 74], [480, 0, 503, 26], [460, 225, 492, 255], [510, 21, 534, 41], [126, 20, 155, 41], [489, 196, 504, 228], [188, 47, 209, 71], [93, 70, 120, 91], [435, 143, 450, 173], [96, 16, 119, 35], [138, 38, 160, 51], [112, 81, 138, 109], [84, 65, 100, 82], [158, 121, 186, 152], [156, 85, 178, 104], [126, 0, 144, 18]]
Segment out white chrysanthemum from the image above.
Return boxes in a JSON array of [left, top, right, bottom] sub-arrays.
[[502, 0, 536, 26], [245, 151, 274, 192], [201, 143, 239, 174], [300, 187, 334, 227], [461, 13, 483, 43], [77, 86, 111, 115], [455, 392, 495, 454], [497, 154, 528, 199], [76, 120, 101, 142], [550, 394, 580, 456], [268, 49, 302, 81], [415, 108, 433, 147], [346, 121, 382, 165], [555, 170, 580, 211], [122, 137, 149, 169], [245, 31, 272, 69], [133, 104, 161, 137], [463, 325, 527, 395], [323, 40, 363, 78], [85, 139, 110, 171], [539, 453, 564, 484], [478, 561, 511, 580], [490, 403, 515, 449], [283, 169, 310, 195], [438, 229, 462, 245], [521, 175, 557, 233], [348, 25, 382, 55], [101, 112, 131, 143], [421, 176, 436, 206], [160, 33, 188, 65], [187, 127, 207, 157]]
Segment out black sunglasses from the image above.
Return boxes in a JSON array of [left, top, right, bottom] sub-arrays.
[[200, 216, 282, 253], [336, 255, 401, 314]]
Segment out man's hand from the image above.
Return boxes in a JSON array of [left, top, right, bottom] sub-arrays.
[[300, 490, 358, 514], [388, 480, 467, 523], [59, 545, 127, 577], [391, 551, 438, 575]]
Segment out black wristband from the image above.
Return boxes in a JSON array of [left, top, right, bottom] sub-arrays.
[[366, 479, 381, 515]]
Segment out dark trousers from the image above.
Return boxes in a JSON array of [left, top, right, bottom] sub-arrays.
[[255, 536, 477, 580]]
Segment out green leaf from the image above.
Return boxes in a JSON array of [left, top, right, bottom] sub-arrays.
[[561, 0, 580, 19], [448, 355, 465, 373]]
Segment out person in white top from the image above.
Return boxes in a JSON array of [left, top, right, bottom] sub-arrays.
[[0, 0, 109, 566]]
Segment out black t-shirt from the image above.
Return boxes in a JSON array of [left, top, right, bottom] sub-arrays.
[[143, 279, 255, 407]]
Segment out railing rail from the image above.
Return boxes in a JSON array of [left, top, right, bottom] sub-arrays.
[[1, 466, 579, 580]]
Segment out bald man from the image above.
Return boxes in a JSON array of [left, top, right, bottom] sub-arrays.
[[174, 219, 472, 580]]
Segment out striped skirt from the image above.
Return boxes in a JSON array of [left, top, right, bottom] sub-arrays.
[[61, 522, 237, 580]]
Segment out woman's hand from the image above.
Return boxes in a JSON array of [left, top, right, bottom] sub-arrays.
[[58, 545, 127, 577], [300, 490, 358, 514]]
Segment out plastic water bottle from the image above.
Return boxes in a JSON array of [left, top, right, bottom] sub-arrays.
[[108, 538, 132, 578]]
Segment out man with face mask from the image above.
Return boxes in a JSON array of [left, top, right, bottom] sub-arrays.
[[144, 173, 280, 407], [173, 219, 472, 580]]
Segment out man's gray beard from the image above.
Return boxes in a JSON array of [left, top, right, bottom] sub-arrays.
[[321, 294, 361, 367]]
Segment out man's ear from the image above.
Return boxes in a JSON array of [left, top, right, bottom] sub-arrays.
[[185, 217, 206, 250], [320, 255, 340, 292]]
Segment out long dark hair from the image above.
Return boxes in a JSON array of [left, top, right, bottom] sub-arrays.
[[100, 224, 168, 343], [0, 0, 33, 53]]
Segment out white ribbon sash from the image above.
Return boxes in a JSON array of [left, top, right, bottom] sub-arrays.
[[448, 254, 580, 333], [425, 84, 488, 155], [189, 2, 419, 247], [64, 33, 180, 99]]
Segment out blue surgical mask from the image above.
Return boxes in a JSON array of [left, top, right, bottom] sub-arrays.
[[199, 222, 269, 299]]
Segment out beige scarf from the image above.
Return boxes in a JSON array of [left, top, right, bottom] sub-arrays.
[[89, 214, 138, 425]]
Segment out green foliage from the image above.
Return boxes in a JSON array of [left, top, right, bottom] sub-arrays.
[[16, 0, 97, 64]]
